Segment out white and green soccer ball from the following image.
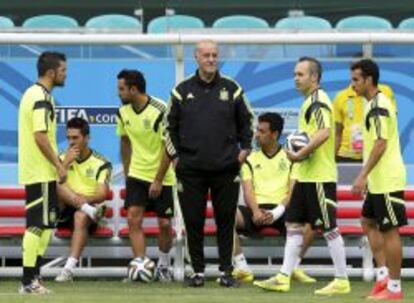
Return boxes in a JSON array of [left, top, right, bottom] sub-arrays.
[[127, 257, 155, 282]]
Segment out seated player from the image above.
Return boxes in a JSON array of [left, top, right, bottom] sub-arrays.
[[233, 112, 315, 284], [55, 117, 111, 282]]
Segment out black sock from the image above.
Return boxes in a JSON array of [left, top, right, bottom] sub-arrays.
[[35, 256, 43, 277], [22, 267, 37, 286]]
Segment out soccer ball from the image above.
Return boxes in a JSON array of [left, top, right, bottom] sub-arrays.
[[285, 131, 310, 153], [127, 257, 155, 282]]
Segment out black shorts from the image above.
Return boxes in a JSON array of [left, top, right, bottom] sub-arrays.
[[286, 182, 337, 231], [362, 191, 407, 232], [125, 177, 174, 218], [56, 206, 98, 233], [25, 181, 58, 228], [237, 204, 286, 237]]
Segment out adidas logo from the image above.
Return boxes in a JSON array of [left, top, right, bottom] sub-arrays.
[[165, 208, 173, 215], [382, 217, 390, 225], [186, 93, 195, 100], [314, 218, 323, 226]]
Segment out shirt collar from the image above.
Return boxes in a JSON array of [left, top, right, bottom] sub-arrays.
[[195, 69, 220, 87]]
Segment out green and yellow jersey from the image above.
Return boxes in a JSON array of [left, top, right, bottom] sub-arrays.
[[18, 83, 58, 185], [333, 84, 396, 160], [60, 150, 112, 196], [297, 88, 337, 182], [363, 92, 406, 194], [116, 96, 175, 185], [241, 147, 296, 205]]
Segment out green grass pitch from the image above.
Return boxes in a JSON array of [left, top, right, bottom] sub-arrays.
[[0, 279, 413, 303]]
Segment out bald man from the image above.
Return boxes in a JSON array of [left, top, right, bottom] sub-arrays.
[[159, 40, 254, 287]]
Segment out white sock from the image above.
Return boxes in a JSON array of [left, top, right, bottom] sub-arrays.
[[157, 251, 170, 267], [80, 203, 96, 220], [280, 228, 303, 276], [324, 228, 348, 279], [234, 253, 250, 271], [64, 256, 78, 271], [294, 257, 302, 270], [376, 266, 388, 282], [387, 279, 401, 293]]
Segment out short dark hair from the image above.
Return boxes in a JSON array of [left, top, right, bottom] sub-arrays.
[[67, 117, 90, 136], [117, 69, 146, 93], [298, 56, 322, 82], [351, 59, 379, 86], [37, 51, 66, 77], [258, 112, 284, 138]]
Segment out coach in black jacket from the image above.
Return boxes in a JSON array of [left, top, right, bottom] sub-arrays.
[[165, 40, 253, 287]]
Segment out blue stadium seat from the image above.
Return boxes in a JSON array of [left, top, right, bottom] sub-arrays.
[[336, 15, 393, 57], [20, 15, 80, 58], [85, 14, 142, 58], [146, 15, 204, 58], [399, 18, 414, 29], [213, 15, 269, 59], [23, 14, 79, 28], [147, 15, 204, 33], [213, 15, 269, 29], [336, 15, 392, 30], [275, 16, 333, 58], [0, 16, 14, 28], [391, 18, 414, 57], [85, 14, 141, 29], [275, 16, 331, 29]]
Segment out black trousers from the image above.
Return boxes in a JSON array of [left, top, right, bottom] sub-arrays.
[[176, 169, 239, 274]]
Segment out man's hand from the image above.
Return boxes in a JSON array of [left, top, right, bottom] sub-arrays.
[[149, 180, 163, 199], [252, 209, 265, 225], [57, 163, 67, 184], [238, 149, 250, 164], [65, 146, 80, 164], [352, 173, 367, 196], [261, 211, 274, 225], [285, 149, 303, 163]]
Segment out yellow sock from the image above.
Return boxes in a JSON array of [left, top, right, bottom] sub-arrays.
[[37, 229, 53, 257], [22, 227, 42, 267]]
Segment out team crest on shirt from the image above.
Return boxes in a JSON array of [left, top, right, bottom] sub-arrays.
[[219, 88, 229, 102], [254, 164, 262, 170], [143, 117, 151, 130], [86, 167, 94, 178]]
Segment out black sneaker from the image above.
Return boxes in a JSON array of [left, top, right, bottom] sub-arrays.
[[184, 273, 205, 287], [218, 273, 240, 288]]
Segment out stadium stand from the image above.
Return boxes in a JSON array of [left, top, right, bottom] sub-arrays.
[[335, 15, 393, 57], [275, 16, 334, 57], [22, 14, 79, 28], [212, 15, 269, 29], [275, 16, 331, 29], [390, 18, 414, 57], [147, 15, 205, 33], [212, 15, 270, 58], [84, 14, 143, 59], [146, 14, 205, 58], [85, 14, 141, 29], [0, 16, 14, 28]]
